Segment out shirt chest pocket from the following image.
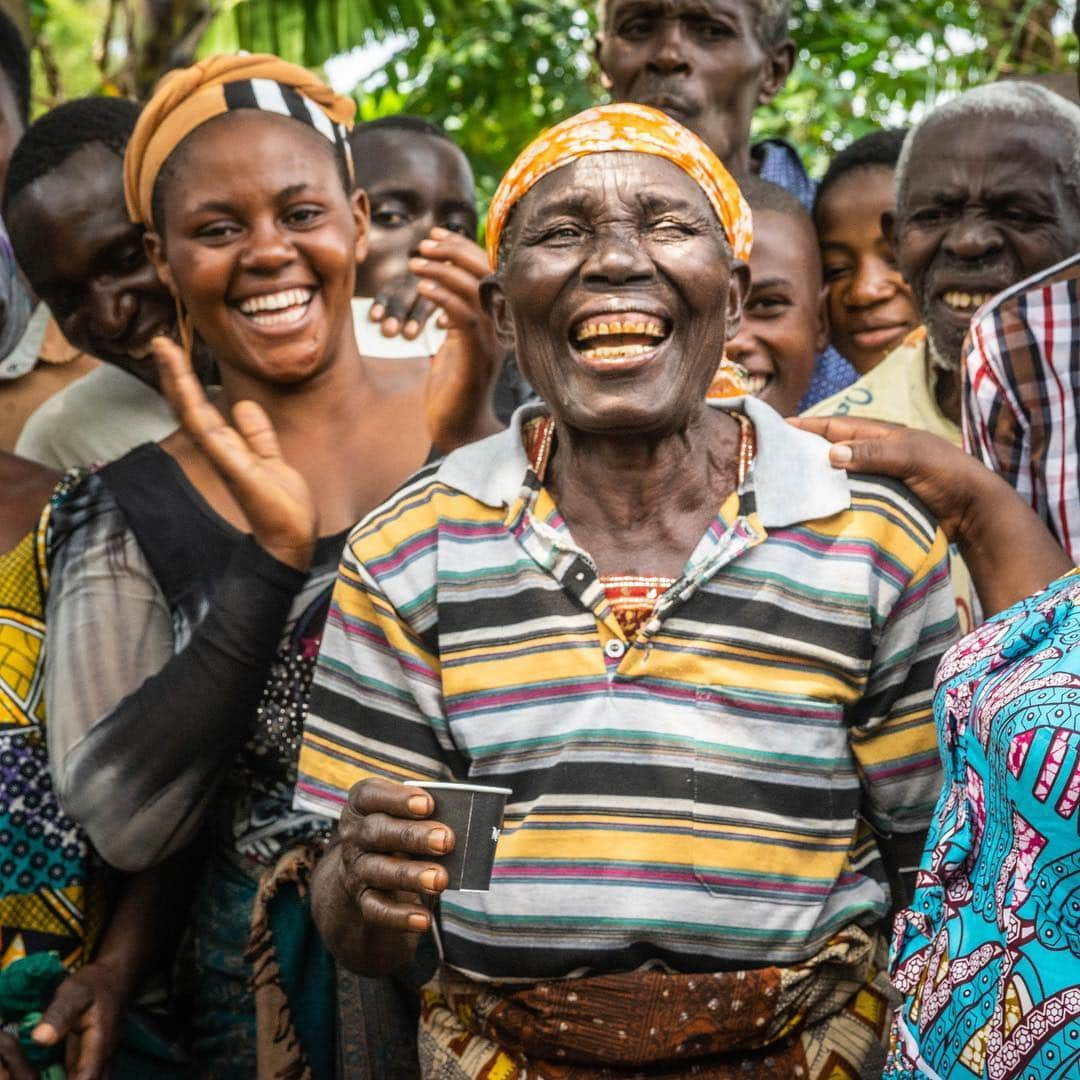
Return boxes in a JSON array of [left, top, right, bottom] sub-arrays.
[[691, 687, 850, 898]]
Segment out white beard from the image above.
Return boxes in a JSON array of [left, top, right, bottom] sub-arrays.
[[926, 330, 961, 374]]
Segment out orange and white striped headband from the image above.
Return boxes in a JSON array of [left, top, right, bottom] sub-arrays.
[[485, 103, 752, 268]]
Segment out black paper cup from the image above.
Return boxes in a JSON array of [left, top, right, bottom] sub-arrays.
[[413, 781, 512, 892]]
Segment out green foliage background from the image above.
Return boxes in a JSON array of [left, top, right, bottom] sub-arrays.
[[27, 0, 1079, 207]]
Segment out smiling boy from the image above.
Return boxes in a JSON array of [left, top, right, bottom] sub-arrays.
[[724, 176, 824, 416]]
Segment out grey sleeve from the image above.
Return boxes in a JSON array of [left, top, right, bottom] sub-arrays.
[[46, 507, 306, 871]]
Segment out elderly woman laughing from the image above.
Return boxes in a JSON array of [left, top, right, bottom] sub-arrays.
[[298, 105, 958, 1079]]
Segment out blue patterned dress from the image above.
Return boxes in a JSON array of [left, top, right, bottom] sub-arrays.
[[887, 569, 1080, 1079]]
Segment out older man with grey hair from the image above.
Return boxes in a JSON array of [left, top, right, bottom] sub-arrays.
[[595, 0, 860, 408], [810, 81, 1080, 435], [807, 80, 1080, 632], [961, 70, 1080, 564]]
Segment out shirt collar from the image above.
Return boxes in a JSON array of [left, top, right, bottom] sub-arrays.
[[436, 395, 850, 528]]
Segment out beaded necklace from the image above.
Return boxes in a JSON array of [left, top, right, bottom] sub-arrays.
[[525, 412, 754, 639]]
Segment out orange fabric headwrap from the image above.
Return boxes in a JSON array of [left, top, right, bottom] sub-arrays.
[[485, 103, 752, 268], [124, 53, 356, 229]]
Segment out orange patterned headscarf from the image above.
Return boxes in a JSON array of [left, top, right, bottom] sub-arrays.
[[124, 53, 356, 229], [485, 103, 752, 268]]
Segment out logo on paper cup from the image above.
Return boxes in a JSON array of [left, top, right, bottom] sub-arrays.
[[491, 826, 501, 842]]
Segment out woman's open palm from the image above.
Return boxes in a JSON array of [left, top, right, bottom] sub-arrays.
[[154, 336, 317, 571]]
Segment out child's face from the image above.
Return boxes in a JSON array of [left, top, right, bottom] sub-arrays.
[[725, 208, 825, 417], [817, 166, 919, 375], [352, 130, 478, 297]]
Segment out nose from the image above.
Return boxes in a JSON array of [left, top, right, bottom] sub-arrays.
[[844, 256, 898, 309], [648, 18, 691, 74], [943, 211, 1004, 262], [240, 217, 296, 272], [724, 318, 755, 365], [80, 278, 136, 343], [581, 233, 655, 288], [408, 212, 437, 257]]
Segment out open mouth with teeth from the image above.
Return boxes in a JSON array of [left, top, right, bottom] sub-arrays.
[[571, 312, 670, 366], [744, 372, 771, 396], [236, 286, 316, 327], [940, 289, 995, 314]]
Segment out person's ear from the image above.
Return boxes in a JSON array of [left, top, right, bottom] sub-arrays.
[[723, 260, 752, 340], [480, 274, 516, 350], [757, 38, 795, 105], [351, 187, 370, 265], [815, 282, 830, 354], [594, 33, 614, 91], [143, 231, 178, 299]]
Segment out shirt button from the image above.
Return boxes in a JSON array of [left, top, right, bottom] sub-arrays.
[[604, 639, 626, 659]]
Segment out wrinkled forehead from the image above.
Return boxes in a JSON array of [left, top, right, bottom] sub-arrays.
[[903, 113, 1071, 203], [601, 0, 769, 31], [512, 151, 721, 227]]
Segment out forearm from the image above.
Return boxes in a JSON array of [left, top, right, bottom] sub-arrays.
[[57, 538, 306, 871], [92, 856, 193, 991], [954, 470, 1073, 617], [310, 841, 423, 976]]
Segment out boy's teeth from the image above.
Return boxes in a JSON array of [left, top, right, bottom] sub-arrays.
[[942, 290, 993, 312], [238, 287, 313, 314], [575, 318, 666, 341], [579, 343, 655, 360], [746, 374, 770, 395]]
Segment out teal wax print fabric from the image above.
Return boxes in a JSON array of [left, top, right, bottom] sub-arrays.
[[886, 569, 1080, 1079]]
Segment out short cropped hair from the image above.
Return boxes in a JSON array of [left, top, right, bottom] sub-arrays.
[[895, 82, 1080, 210], [812, 129, 908, 224], [0, 9, 29, 124], [741, 174, 808, 220], [350, 114, 453, 142], [598, 0, 790, 50], [4, 96, 141, 212]]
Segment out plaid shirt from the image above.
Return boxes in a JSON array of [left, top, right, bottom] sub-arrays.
[[963, 252, 1080, 562]]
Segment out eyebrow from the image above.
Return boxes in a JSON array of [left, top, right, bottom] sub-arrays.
[[636, 191, 712, 215], [191, 182, 311, 214], [750, 276, 794, 291]]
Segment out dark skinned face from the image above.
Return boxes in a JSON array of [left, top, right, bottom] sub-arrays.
[[725, 208, 824, 417], [0, 71, 23, 197], [8, 142, 174, 383], [352, 131, 477, 297], [893, 114, 1080, 370], [145, 111, 367, 389], [597, 0, 793, 172], [482, 152, 748, 437], [818, 166, 918, 375]]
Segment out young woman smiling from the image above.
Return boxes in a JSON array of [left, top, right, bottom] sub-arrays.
[[42, 55, 500, 1073]]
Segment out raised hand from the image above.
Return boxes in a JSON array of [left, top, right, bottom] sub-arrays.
[[409, 230, 503, 453], [368, 272, 438, 340], [154, 335, 317, 571]]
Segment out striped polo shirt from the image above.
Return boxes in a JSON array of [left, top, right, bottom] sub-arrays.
[[296, 396, 956, 982]]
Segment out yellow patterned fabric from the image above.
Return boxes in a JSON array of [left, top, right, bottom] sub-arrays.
[[485, 103, 753, 267], [0, 479, 102, 972], [0, 527, 47, 730]]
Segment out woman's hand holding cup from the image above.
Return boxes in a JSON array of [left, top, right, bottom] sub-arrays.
[[337, 777, 454, 935]]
